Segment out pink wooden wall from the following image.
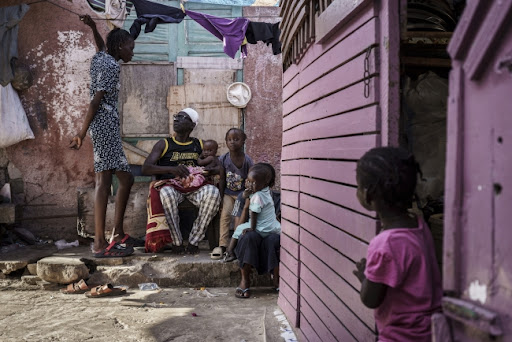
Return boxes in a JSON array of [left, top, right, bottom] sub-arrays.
[[443, 1, 512, 340], [279, 0, 400, 340]]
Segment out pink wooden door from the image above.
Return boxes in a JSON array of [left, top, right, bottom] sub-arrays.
[[443, 1, 512, 340], [279, 0, 401, 340]]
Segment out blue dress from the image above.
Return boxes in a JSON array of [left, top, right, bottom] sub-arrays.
[[232, 187, 281, 239]]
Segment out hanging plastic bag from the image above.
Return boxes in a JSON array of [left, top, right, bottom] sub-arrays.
[[0, 83, 34, 148]]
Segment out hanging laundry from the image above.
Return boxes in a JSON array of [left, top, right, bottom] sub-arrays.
[[0, 4, 29, 86], [185, 9, 249, 59], [129, 0, 186, 40], [185, 0, 280, 5], [245, 21, 281, 55], [86, 0, 134, 30]]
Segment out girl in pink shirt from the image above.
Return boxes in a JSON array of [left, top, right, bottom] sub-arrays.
[[353, 147, 442, 342]]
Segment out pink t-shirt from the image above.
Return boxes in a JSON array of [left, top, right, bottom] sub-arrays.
[[364, 217, 442, 342]]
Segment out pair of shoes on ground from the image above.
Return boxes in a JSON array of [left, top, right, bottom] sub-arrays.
[[210, 246, 236, 262], [60, 279, 127, 298], [93, 234, 145, 258]]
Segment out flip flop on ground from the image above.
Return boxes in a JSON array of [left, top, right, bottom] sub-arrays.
[[60, 279, 96, 294], [235, 287, 250, 299], [93, 241, 133, 258], [85, 284, 127, 298]]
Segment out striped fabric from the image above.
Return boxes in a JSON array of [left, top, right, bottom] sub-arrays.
[[159, 184, 221, 247]]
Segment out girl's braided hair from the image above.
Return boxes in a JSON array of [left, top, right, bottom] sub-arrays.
[[106, 28, 133, 57], [225, 128, 247, 142], [356, 147, 422, 209]]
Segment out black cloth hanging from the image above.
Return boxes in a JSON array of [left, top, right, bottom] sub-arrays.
[[129, 0, 185, 39], [245, 21, 281, 55]]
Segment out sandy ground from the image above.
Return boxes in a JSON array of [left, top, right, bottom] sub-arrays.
[[0, 279, 284, 342]]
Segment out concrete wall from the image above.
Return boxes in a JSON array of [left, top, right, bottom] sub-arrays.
[[242, 6, 283, 189], [2, 1, 109, 240]]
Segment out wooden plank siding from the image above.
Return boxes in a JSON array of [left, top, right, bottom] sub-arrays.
[[279, 0, 383, 340]]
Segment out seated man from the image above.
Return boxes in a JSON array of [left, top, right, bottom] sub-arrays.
[[142, 108, 221, 254]]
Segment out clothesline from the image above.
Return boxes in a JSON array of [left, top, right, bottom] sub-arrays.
[[23, 0, 282, 59], [25, 0, 281, 20]]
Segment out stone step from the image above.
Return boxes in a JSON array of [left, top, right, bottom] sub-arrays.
[[1, 244, 273, 288], [0, 244, 57, 275]]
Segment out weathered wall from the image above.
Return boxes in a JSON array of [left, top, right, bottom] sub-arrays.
[[242, 6, 283, 189], [0, 2, 283, 241], [2, 1, 109, 239]]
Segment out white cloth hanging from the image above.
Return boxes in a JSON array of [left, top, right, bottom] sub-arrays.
[[0, 83, 34, 148]]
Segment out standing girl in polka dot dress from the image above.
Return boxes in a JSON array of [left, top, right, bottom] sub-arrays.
[[70, 15, 141, 257]]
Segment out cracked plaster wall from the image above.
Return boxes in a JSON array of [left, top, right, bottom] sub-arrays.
[[2, 1, 110, 238], [243, 7, 283, 189]]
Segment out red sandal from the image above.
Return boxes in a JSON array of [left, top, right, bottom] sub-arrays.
[[93, 241, 133, 258], [85, 284, 127, 298], [60, 279, 96, 294]]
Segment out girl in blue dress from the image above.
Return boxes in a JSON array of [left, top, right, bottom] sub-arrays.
[[224, 163, 281, 262]]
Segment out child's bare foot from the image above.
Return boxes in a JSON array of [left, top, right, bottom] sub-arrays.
[[235, 278, 250, 298], [235, 287, 250, 298]]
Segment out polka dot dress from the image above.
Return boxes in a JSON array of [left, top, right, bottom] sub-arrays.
[[88, 51, 130, 173]]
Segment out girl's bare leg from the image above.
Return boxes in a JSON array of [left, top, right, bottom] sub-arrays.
[[112, 170, 134, 240], [236, 263, 252, 297], [94, 171, 113, 251], [273, 266, 280, 289]]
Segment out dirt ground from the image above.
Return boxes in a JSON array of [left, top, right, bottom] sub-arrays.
[[0, 279, 287, 342]]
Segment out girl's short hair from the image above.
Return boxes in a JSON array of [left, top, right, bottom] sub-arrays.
[[203, 139, 218, 150], [356, 147, 420, 208], [106, 28, 133, 57], [225, 128, 247, 141], [250, 163, 275, 188]]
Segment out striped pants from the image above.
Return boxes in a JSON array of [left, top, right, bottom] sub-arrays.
[[159, 184, 221, 246]]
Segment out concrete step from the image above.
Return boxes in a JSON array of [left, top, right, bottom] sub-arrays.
[[0, 244, 57, 275], [1, 243, 274, 288]]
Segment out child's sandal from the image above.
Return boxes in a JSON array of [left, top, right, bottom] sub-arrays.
[[223, 252, 237, 263]]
